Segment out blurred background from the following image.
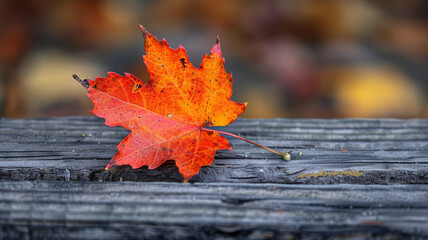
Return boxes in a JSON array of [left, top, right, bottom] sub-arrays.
[[0, 0, 427, 118]]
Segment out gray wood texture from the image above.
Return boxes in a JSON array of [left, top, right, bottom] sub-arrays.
[[1, 117, 428, 239], [1, 181, 427, 239], [1, 117, 427, 184]]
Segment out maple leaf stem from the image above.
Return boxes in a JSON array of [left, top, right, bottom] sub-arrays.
[[203, 128, 292, 161]]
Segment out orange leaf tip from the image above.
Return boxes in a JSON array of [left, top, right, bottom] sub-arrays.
[[210, 35, 222, 58], [139, 24, 149, 36]]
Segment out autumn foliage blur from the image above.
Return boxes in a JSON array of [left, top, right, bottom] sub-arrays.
[[1, 0, 427, 118]]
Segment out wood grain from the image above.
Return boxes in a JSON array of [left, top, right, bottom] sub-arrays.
[[1, 117, 428, 239], [1, 181, 427, 239], [1, 117, 427, 184]]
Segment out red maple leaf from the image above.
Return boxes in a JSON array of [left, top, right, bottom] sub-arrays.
[[74, 26, 290, 182]]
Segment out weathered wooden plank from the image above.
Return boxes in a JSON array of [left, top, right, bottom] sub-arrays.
[[0, 181, 427, 239], [1, 117, 428, 183]]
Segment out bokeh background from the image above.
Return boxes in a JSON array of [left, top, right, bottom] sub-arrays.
[[1, 0, 427, 118]]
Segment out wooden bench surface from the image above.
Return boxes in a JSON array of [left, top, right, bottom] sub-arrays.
[[1, 117, 428, 239]]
